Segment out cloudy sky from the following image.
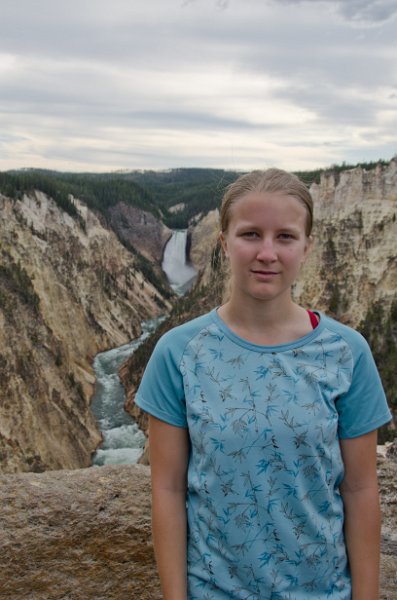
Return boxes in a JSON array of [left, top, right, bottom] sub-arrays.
[[0, 0, 396, 172]]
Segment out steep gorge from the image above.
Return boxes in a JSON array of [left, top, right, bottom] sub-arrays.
[[0, 191, 171, 473], [0, 162, 396, 596], [1, 160, 396, 473]]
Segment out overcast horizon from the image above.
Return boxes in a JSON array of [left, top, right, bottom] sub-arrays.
[[1, 0, 396, 174]]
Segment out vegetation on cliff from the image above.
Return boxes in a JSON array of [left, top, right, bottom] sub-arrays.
[[124, 168, 239, 228], [124, 160, 391, 228], [359, 299, 397, 440], [0, 170, 172, 302], [0, 170, 160, 221], [0, 171, 84, 225], [0, 259, 40, 318]]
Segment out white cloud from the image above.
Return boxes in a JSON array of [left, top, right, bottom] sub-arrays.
[[275, 0, 397, 25], [0, 0, 396, 172]]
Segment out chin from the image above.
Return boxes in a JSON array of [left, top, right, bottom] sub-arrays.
[[238, 282, 291, 303]]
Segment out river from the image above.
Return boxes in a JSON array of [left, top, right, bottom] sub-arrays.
[[91, 229, 196, 466], [91, 317, 164, 466]]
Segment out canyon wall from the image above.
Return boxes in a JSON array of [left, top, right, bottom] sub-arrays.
[[108, 201, 172, 263], [294, 160, 397, 326], [0, 191, 171, 474]]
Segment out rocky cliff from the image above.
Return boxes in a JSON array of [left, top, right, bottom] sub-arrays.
[[0, 450, 396, 600], [0, 464, 161, 600], [0, 191, 171, 474], [189, 208, 220, 272], [108, 201, 172, 263], [293, 160, 397, 326]]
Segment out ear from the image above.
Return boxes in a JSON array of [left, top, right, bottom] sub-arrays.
[[302, 235, 313, 264], [219, 232, 229, 256]]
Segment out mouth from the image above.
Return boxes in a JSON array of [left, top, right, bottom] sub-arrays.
[[251, 269, 279, 275]]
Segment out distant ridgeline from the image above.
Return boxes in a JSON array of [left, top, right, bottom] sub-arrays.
[[0, 169, 159, 220], [2, 158, 391, 229]]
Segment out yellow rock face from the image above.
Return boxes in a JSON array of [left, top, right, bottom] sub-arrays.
[[294, 160, 397, 326], [0, 191, 171, 473]]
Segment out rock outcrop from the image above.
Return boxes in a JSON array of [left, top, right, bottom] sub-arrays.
[[189, 208, 219, 272], [0, 465, 161, 600], [108, 202, 172, 263], [293, 160, 397, 326], [0, 455, 395, 600], [0, 192, 171, 474]]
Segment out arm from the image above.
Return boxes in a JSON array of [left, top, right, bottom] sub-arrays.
[[149, 415, 190, 600], [339, 430, 380, 600]]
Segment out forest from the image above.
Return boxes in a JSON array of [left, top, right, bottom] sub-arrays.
[[0, 159, 389, 230]]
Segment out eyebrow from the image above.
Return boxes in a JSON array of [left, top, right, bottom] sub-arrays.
[[235, 222, 303, 233]]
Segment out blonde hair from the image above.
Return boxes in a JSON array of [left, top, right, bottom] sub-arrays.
[[220, 168, 313, 236]]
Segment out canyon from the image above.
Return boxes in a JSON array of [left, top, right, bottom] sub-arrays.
[[1, 161, 396, 471], [0, 190, 171, 473]]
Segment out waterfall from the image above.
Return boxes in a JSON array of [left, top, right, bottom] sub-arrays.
[[162, 230, 197, 295]]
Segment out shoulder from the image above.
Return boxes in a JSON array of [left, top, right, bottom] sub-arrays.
[[136, 311, 217, 428], [318, 312, 371, 358], [154, 310, 215, 361], [317, 314, 392, 437]]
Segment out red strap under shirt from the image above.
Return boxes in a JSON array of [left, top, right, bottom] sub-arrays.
[[307, 310, 319, 329]]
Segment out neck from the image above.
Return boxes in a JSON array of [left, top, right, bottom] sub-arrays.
[[218, 291, 311, 346]]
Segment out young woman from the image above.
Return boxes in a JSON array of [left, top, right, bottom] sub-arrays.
[[135, 168, 392, 600]]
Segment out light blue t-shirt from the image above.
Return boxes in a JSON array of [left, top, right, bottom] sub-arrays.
[[135, 309, 391, 600]]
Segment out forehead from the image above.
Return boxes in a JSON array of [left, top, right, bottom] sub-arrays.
[[229, 190, 308, 223]]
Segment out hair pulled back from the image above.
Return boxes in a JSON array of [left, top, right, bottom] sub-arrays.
[[220, 168, 313, 236]]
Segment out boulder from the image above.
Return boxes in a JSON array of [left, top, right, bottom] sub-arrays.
[[0, 454, 396, 599], [0, 465, 161, 600]]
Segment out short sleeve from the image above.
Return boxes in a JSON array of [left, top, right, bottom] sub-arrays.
[[337, 335, 392, 439], [134, 330, 188, 428]]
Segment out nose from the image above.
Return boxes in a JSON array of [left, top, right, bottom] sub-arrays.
[[256, 239, 277, 262]]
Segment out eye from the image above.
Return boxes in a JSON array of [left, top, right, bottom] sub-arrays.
[[241, 231, 259, 238], [278, 232, 295, 240]]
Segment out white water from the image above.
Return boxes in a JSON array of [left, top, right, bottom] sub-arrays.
[[91, 317, 164, 466], [162, 230, 197, 295]]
